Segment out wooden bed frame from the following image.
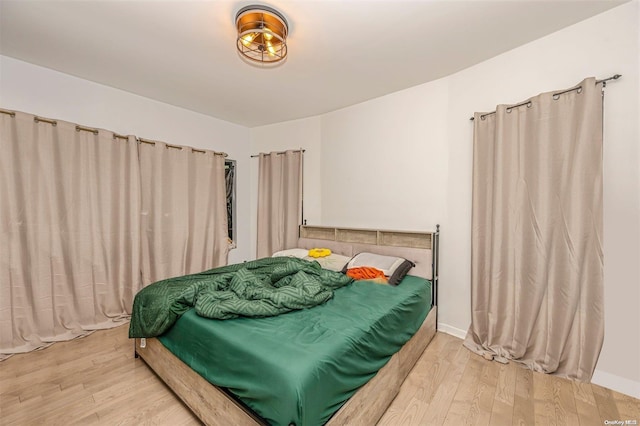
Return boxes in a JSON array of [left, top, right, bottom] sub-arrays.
[[135, 225, 440, 426]]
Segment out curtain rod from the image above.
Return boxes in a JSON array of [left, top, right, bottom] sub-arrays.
[[138, 137, 227, 156], [251, 148, 305, 158], [0, 108, 228, 157], [469, 74, 621, 121]]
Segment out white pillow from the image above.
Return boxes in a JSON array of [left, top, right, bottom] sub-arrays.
[[272, 248, 310, 259], [304, 253, 351, 272]]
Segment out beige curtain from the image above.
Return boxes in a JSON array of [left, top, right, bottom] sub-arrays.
[[256, 150, 302, 258], [464, 77, 604, 381], [0, 112, 141, 358], [139, 141, 228, 285]]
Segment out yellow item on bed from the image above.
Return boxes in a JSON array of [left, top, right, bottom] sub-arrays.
[[308, 248, 332, 258]]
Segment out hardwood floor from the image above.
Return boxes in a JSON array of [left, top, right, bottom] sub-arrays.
[[1, 325, 638, 425], [378, 334, 639, 426]]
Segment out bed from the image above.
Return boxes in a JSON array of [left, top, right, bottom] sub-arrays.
[[132, 225, 440, 425]]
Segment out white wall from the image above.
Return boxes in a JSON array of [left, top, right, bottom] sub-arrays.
[[321, 78, 449, 231], [0, 55, 252, 265], [250, 1, 640, 397]]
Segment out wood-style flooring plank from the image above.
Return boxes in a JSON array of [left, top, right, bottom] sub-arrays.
[[470, 357, 500, 425], [512, 362, 536, 426], [488, 361, 518, 425], [612, 389, 640, 422], [418, 342, 471, 425], [376, 396, 428, 426], [572, 380, 601, 426], [1, 324, 638, 426], [443, 355, 484, 425], [592, 383, 622, 424]]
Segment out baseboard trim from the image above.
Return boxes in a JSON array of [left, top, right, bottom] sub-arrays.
[[437, 322, 467, 339], [592, 369, 640, 399]]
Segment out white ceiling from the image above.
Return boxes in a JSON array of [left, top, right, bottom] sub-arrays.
[[0, 0, 628, 127]]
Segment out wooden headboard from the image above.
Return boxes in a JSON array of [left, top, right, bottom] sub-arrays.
[[297, 225, 440, 306]]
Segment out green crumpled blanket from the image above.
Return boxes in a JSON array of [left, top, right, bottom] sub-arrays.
[[129, 256, 353, 338]]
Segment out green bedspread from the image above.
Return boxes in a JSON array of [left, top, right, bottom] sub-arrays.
[[129, 257, 353, 338], [159, 275, 431, 426]]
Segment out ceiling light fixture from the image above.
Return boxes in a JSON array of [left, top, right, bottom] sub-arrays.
[[235, 5, 288, 65]]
